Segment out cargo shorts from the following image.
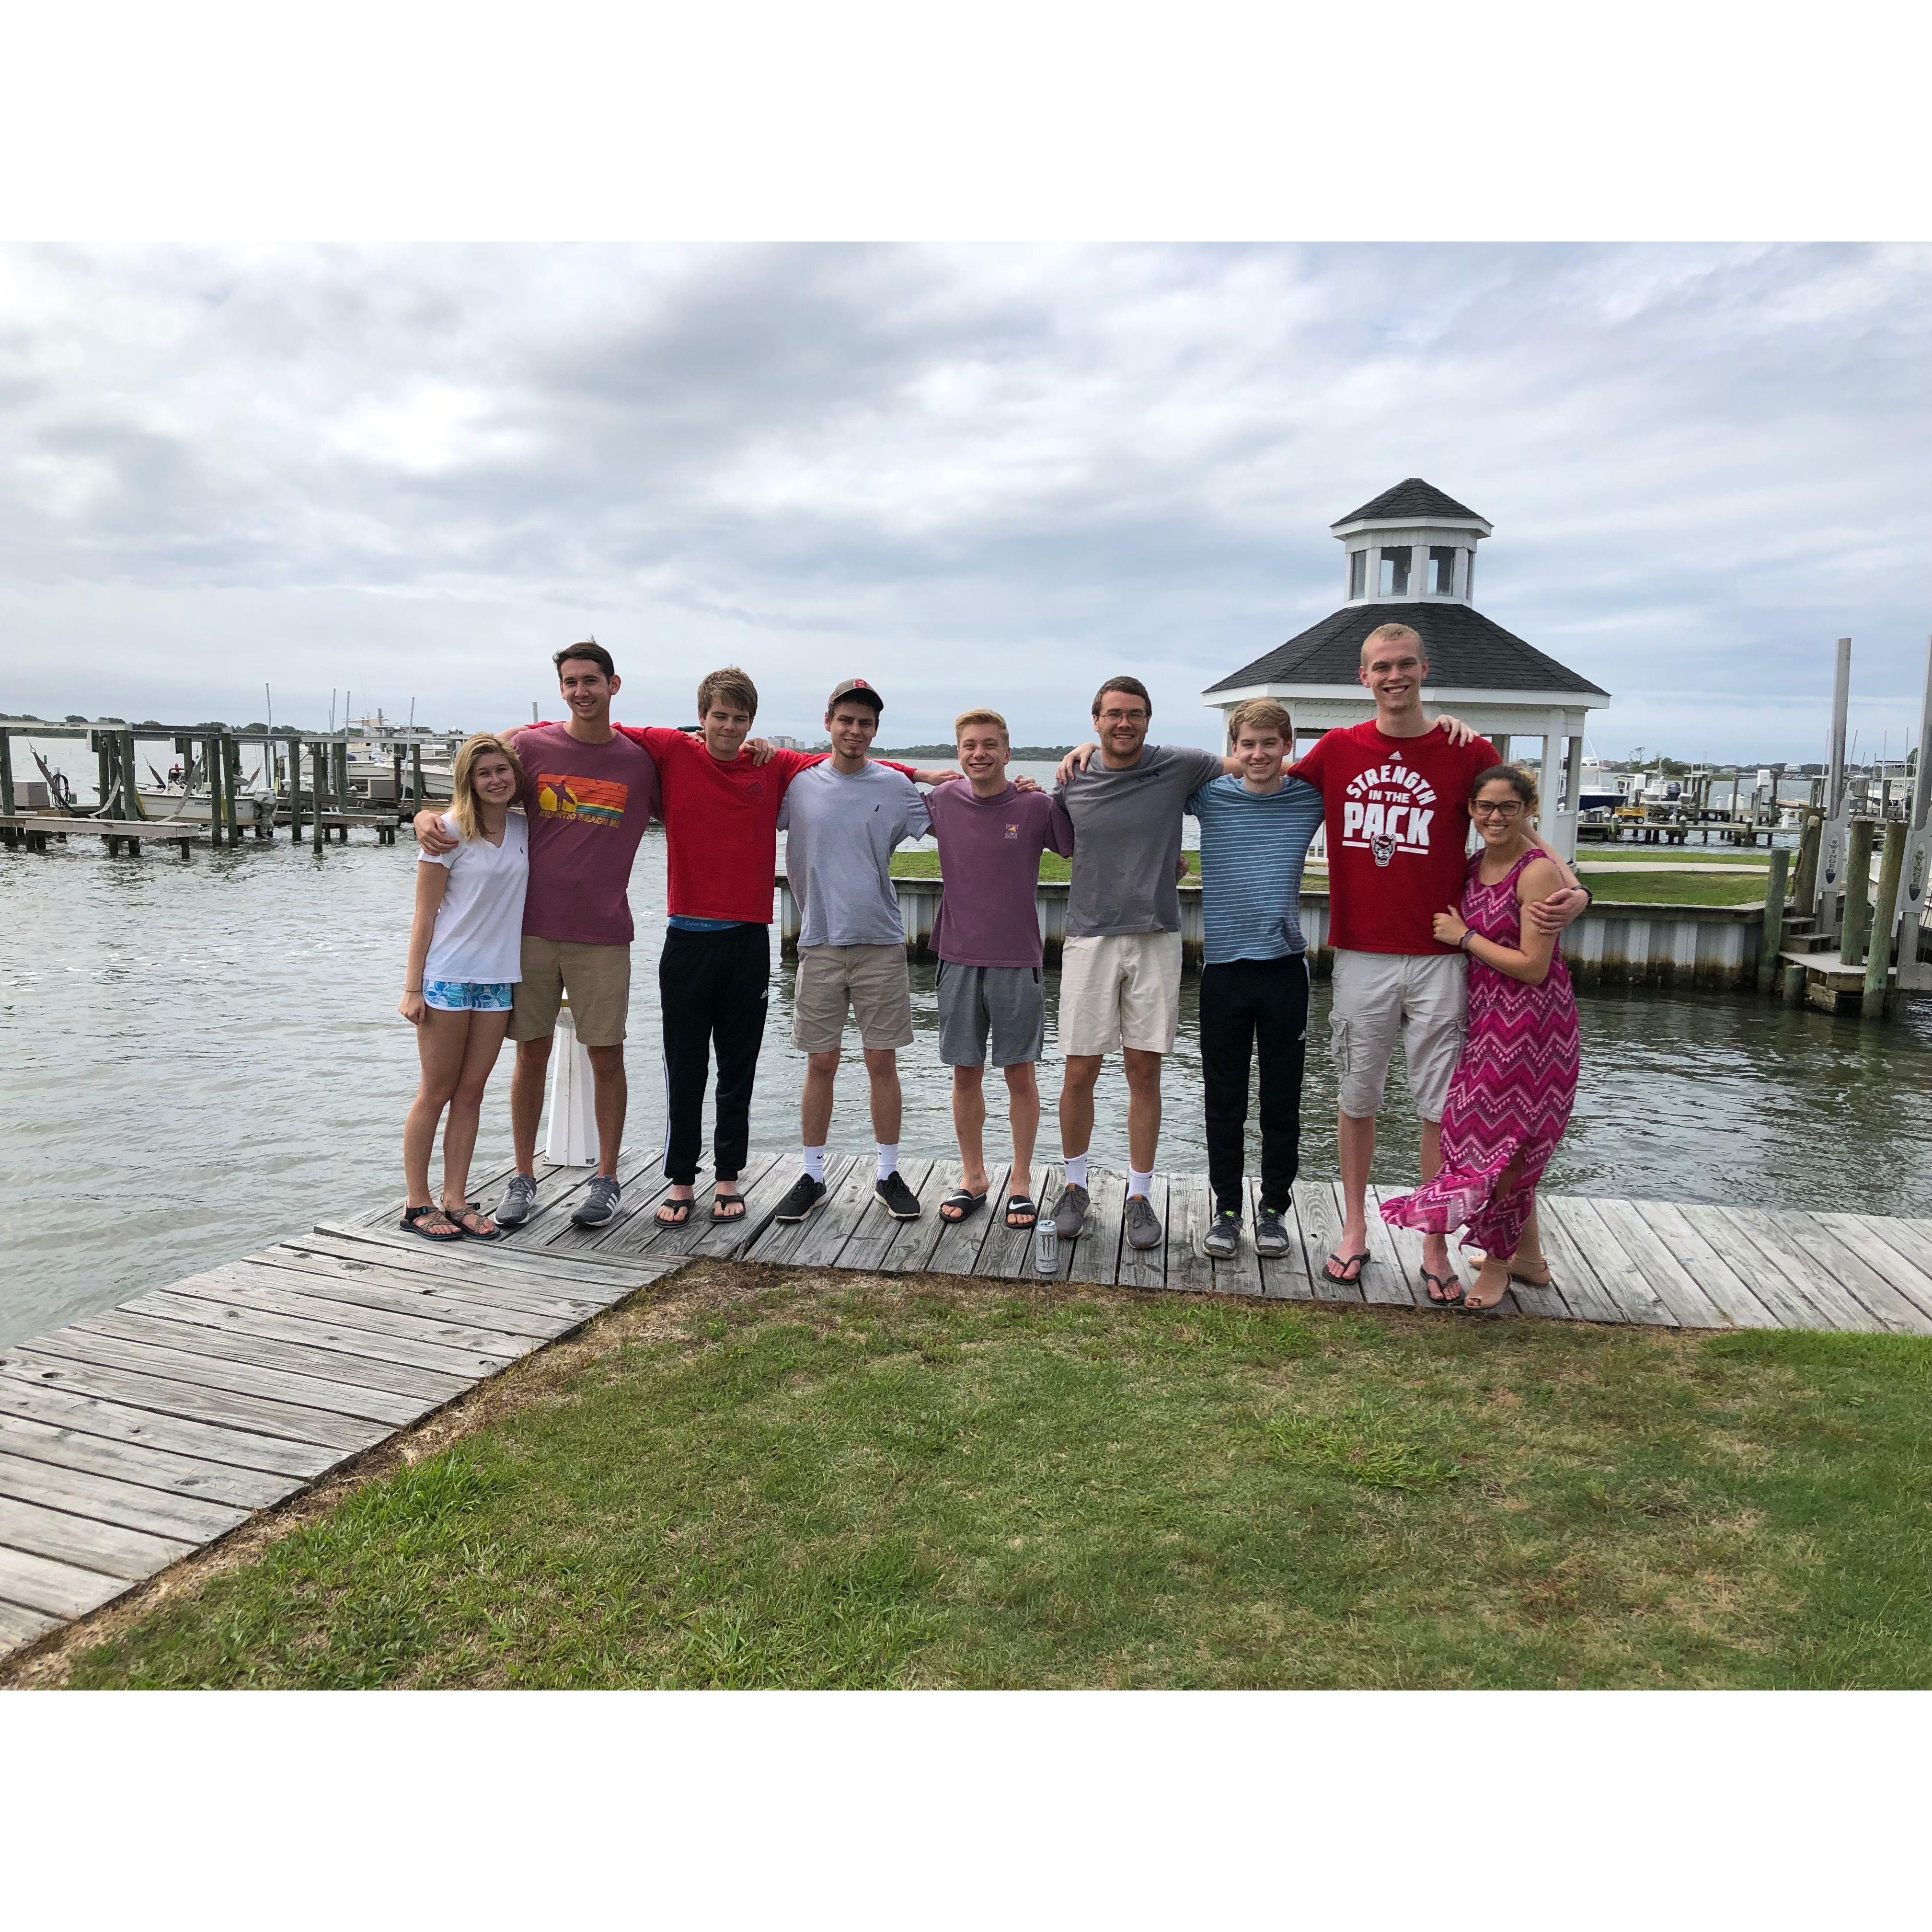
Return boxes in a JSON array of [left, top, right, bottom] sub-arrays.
[[1328, 948, 1468, 1122]]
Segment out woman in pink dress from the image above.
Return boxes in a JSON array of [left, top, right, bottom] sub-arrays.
[[1381, 765, 1581, 1311]]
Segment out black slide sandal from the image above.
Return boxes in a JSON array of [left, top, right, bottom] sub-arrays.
[[939, 1189, 987, 1223], [1005, 1195, 1038, 1229]]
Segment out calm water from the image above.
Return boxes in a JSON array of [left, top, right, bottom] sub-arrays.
[[5, 804, 1930, 1345]]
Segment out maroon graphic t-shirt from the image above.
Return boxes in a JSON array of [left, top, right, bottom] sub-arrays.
[[514, 723, 660, 946], [1291, 720, 1499, 955], [926, 782, 1076, 968]]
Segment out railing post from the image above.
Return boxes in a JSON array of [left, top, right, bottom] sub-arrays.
[[1862, 822, 1907, 1019], [1757, 846, 1790, 994], [1840, 819, 1875, 966]]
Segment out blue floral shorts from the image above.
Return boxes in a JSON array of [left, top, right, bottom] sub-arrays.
[[423, 979, 515, 1012]]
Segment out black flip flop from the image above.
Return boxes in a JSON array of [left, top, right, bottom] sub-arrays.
[[711, 1192, 746, 1222], [655, 1197, 695, 1226], [1420, 1267, 1463, 1305], [1005, 1195, 1038, 1229], [1323, 1249, 1369, 1285], [939, 1189, 987, 1223]]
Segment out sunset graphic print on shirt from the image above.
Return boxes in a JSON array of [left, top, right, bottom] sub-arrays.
[[535, 773, 628, 829]]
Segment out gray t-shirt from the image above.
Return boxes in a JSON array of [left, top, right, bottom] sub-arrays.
[[1057, 743, 1226, 937], [779, 760, 932, 948]]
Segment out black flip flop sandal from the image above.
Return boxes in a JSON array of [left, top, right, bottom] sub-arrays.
[[1420, 1267, 1464, 1305], [1323, 1249, 1369, 1285], [655, 1197, 695, 1226], [401, 1205, 463, 1242], [711, 1192, 746, 1222], [939, 1189, 987, 1223], [1005, 1195, 1038, 1229]]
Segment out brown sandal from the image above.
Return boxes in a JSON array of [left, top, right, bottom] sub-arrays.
[[401, 1205, 462, 1242]]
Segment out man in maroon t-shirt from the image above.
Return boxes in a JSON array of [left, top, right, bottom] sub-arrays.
[[417, 641, 659, 1232], [1292, 622, 1590, 1301]]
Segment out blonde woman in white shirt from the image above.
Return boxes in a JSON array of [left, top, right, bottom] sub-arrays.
[[399, 734, 530, 1240]]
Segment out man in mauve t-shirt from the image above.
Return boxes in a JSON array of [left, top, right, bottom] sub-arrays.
[[1291, 621, 1589, 1301], [417, 641, 659, 1232], [924, 707, 1074, 1236]]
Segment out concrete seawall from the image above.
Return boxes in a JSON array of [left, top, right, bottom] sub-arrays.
[[776, 876, 1766, 992]]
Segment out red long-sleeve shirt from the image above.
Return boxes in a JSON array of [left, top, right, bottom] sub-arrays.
[[542, 723, 916, 924]]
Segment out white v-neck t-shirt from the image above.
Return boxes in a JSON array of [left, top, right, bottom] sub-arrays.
[[420, 811, 530, 983]]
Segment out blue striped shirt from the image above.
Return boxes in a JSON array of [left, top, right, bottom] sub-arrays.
[[1186, 774, 1324, 965]]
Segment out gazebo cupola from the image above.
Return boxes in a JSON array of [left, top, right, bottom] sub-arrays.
[[1334, 477, 1492, 606]]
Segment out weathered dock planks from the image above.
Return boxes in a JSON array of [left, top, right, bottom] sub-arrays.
[[6, 1146, 1930, 1665]]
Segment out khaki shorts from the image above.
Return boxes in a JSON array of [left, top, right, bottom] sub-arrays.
[[510, 937, 632, 1048], [793, 943, 914, 1054], [1057, 931, 1183, 1058], [1329, 948, 1467, 1122]]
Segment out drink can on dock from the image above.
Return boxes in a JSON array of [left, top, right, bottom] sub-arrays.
[[1034, 1217, 1058, 1276]]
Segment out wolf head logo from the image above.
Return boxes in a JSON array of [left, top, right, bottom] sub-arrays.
[[1370, 833, 1397, 867]]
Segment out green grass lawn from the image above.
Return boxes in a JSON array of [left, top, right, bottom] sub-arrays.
[[889, 849, 1764, 907], [50, 1266, 1932, 1690]]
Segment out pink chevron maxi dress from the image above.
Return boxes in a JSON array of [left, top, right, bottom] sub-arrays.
[[1381, 849, 1580, 1258]]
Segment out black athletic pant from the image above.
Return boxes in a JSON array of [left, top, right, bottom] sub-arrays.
[[659, 923, 771, 1186], [1199, 953, 1309, 1216]]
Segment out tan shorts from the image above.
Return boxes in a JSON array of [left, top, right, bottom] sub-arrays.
[[1057, 930, 1183, 1058], [510, 937, 632, 1047], [793, 943, 914, 1054], [1329, 948, 1468, 1122]]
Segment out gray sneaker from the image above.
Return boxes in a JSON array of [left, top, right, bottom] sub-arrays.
[[495, 1171, 539, 1227], [1254, 1208, 1292, 1258], [1125, 1191, 1163, 1250], [1050, 1183, 1089, 1239], [1201, 1209, 1241, 1260], [571, 1174, 622, 1228]]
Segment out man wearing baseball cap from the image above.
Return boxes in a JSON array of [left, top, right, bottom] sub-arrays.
[[772, 678, 935, 1225]]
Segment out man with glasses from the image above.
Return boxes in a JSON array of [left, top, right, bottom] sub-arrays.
[[1291, 623, 1589, 1301], [1048, 677, 1226, 1254]]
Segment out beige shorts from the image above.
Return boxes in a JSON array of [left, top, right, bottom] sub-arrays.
[[1058, 930, 1183, 1058], [1329, 948, 1468, 1122], [510, 937, 632, 1048], [793, 943, 914, 1054]]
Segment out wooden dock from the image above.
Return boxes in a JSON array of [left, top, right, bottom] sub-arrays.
[[6, 1150, 1932, 1663]]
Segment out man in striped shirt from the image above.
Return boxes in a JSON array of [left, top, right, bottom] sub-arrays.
[[1186, 700, 1324, 1261]]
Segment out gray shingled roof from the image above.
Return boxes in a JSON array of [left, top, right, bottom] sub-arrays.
[[1204, 600, 1609, 698], [1334, 478, 1484, 526]]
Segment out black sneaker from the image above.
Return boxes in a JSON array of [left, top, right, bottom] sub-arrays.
[[876, 1171, 921, 1219], [1201, 1209, 1241, 1261], [773, 1173, 827, 1222], [1254, 1208, 1292, 1258]]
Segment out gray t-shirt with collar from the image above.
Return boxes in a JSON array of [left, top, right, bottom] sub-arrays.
[[779, 759, 932, 948], [1056, 742, 1226, 937]]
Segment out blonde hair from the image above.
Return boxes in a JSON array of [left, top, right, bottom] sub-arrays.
[[1227, 699, 1293, 745], [449, 732, 525, 842], [1362, 621, 1425, 661], [697, 666, 759, 720], [954, 708, 1010, 744]]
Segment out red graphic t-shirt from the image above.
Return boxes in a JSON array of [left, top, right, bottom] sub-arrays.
[[514, 722, 661, 946], [1291, 720, 1500, 955]]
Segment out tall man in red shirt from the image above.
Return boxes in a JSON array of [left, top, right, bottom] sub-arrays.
[[1291, 622, 1589, 1299]]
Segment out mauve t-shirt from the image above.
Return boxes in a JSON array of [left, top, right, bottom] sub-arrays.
[[515, 723, 660, 946], [926, 782, 1075, 968]]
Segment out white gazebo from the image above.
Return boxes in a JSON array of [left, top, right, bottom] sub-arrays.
[[1202, 478, 1611, 859]]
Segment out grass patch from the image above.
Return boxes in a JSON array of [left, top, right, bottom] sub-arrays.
[[47, 1269, 1932, 1690]]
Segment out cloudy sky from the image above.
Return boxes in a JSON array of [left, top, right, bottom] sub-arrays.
[[1, 242, 1926, 762]]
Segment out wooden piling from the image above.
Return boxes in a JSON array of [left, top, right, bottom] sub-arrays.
[[95, 733, 113, 816], [287, 736, 304, 841], [1862, 822, 1907, 1020], [0, 730, 14, 816], [118, 730, 146, 819], [1791, 809, 1822, 917], [311, 741, 326, 853], [1840, 819, 1875, 966], [222, 734, 241, 844], [411, 742, 424, 808], [1780, 962, 1806, 1005], [1757, 846, 1790, 993]]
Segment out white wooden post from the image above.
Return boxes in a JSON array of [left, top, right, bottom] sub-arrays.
[[543, 1000, 600, 1165]]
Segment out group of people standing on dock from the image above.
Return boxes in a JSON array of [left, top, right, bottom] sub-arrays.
[[396, 624, 1591, 1309]]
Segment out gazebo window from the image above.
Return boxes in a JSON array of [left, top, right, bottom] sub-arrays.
[[1378, 547, 1411, 597], [1348, 549, 1367, 599], [1429, 546, 1457, 595]]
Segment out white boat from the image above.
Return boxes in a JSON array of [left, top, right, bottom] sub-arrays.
[[136, 787, 277, 824]]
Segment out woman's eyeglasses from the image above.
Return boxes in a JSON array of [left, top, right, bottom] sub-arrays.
[[1471, 801, 1524, 819]]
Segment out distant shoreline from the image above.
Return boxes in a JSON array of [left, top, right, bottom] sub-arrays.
[[874, 745, 1076, 759]]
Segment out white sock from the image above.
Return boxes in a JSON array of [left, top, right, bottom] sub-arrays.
[[802, 1146, 826, 1184], [1064, 1152, 1089, 1191], [876, 1143, 899, 1180], [1129, 1167, 1154, 1199]]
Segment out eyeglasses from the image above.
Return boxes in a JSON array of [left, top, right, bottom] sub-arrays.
[[1472, 801, 1525, 819], [1098, 709, 1148, 726]]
